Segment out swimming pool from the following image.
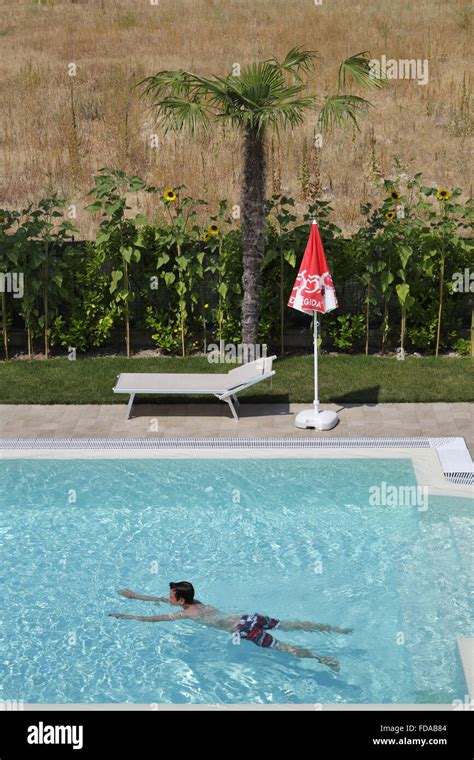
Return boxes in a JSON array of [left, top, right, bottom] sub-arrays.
[[1, 456, 472, 705]]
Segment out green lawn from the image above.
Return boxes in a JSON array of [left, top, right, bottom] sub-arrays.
[[0, 355, 472, 404]]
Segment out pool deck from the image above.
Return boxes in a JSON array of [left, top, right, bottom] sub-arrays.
[[1, 402, 473, 457]]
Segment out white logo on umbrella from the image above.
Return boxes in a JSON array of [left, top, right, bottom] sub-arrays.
[[291, 270, 336, 312]]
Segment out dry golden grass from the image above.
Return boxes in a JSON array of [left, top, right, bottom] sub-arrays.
[[0, 0, 472, 237]]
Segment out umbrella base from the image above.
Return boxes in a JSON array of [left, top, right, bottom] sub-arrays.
[[294, 409, 339, 431]]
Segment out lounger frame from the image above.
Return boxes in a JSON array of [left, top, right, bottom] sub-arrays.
[[112, 356, 277, 420]]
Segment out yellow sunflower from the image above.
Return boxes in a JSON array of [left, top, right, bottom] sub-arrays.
[[207, 224, 220, 236], [390, 190, 401, 201], [163, 189, 177, 202], [437, 188, 451, 201], [386, 211, 396, 221]]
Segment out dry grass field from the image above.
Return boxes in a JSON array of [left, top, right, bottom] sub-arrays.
[[0, 0, 472, 237]]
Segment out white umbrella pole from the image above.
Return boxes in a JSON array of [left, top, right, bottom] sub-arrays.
[[313, 312, 319, 412], [295, 310, 338, 429]]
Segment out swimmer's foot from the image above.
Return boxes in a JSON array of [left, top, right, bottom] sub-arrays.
[[315, 655, 340, 672], [304, 623, 353, 635], [332, 626, 353, 635]]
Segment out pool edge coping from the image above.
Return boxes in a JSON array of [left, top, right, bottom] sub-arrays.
[[1, 436, 472, 496], [9, 701, 472, 710]]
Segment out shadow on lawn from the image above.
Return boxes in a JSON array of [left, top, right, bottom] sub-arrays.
[[330, 386, 382, 407]]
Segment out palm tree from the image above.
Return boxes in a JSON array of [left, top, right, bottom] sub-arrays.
[[140, 48, 383, 345]]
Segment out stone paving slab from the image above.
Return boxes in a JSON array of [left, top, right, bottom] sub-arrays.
[[1, 402, 473, 456]]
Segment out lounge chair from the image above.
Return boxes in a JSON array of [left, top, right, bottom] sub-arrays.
[[113, 355, 277, 420]]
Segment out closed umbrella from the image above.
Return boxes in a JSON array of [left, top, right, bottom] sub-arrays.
[[288, 220, 339, 430]]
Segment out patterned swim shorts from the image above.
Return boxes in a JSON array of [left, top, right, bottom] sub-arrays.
[[234, 613, 281, 648]]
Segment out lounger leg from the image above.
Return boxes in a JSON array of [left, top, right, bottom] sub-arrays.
[[217, 394, 239, 421], [232, 394, 240, 411], [126, 393, 136, 420], [226, 396, 239, 421]]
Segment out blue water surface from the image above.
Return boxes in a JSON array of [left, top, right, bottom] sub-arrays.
[[0, 457, 472, 704]]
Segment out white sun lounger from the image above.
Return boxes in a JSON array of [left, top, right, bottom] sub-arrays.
[[113, 355, 277, 420]]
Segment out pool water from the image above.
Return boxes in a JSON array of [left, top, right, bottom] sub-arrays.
[[0, 457, 472, 704]]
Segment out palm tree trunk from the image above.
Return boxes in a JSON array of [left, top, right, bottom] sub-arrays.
[[241, 126, 266, 347]]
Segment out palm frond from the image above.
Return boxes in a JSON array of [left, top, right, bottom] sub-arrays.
[[139, 70, 223, 133], [140, 52, 317, 136], [317, 94, 372, 131], [260, 96, 316, 127], [205, 72, 262, 110], [338, 52, 386, 91], [151, 97, 211, 135], [138, 70, 196, 100], [268, 46, 318, 82], [238, 62, 291, 104]]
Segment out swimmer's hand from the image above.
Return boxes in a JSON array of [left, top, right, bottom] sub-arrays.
[[118, 589, 166, 602], [109, 612, 180, 623], [118, 588, 137, 599]]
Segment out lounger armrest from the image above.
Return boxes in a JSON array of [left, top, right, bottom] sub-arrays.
[[227, 355, 277, 384], [224, 369, 275, 394]]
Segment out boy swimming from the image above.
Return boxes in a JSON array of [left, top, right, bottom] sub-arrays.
[[109, 581, 352, 672]]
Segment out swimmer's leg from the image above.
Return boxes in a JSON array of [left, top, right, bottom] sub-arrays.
[[275, 640, 340, 672], [279, 620, 352, 635]]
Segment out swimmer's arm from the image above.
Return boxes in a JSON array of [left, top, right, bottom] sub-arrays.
[[118, 588, 168, 602], [109, 612, 185, 622]]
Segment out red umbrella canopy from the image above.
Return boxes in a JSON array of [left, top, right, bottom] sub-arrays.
[[288, 222, 338, 315]]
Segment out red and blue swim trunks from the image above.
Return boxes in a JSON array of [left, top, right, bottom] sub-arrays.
[[234, 613, 281, 648]]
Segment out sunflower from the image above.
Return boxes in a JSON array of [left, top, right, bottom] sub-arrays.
[[390, 190, 401, 201], [437, 188, 451, 201], [386, 211, 396, 221], [163, 189, 177, 202], [207, 224, 220, 236]]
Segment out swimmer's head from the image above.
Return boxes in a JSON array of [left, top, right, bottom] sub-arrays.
[[169, 581, 195, 606]]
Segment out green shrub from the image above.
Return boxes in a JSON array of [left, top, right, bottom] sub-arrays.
[[452, 337, 471, 356], [328, 314, 365, 352]]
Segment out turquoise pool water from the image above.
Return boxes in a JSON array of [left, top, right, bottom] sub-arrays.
[[0, 457, 472, 704]]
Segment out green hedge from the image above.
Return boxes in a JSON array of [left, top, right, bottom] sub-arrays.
[[1, 171, 472, 359]]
